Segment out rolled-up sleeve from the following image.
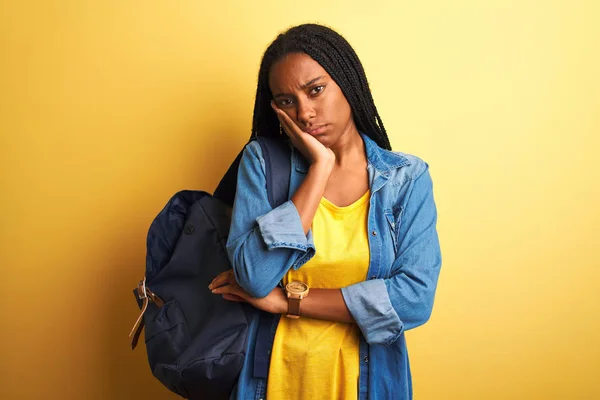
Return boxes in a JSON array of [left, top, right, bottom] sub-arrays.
[[341, 279, 403, 345], [341, 165, 442, 345], [256, 200, 311, 251], [226, 141, 315, 298]]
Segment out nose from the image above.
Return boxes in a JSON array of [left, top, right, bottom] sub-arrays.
[[296, 98, 315, 127]]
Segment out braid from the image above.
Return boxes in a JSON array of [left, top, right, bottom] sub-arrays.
[[250, 24, 392, 150]]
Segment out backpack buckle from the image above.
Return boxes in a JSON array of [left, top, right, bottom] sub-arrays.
[[130, 277, 164, 350], [135, 277, 164, 307], [136, 278, 147, 300]]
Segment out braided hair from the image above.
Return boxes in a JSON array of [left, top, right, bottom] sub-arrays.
[[250, 23, 392, 150]]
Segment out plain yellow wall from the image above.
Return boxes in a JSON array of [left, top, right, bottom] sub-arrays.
[[1, 1, 599, 399]]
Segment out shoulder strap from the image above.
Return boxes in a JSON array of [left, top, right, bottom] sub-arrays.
[[251, 137, 293, 379], [214, 137, 292, 380], [255, 137, 291, 208], [213, 137, 291, 209]]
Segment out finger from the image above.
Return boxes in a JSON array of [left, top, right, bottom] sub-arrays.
[[213, 282, 252, 304], [213, 269, 233, 281], [270, 102, 303, 138], [222, 293, 247, 303], [209, 275, 225, 290], [277, 110, 301, 137], [209, 270, 235, 289], [211, 280, 241, 295]]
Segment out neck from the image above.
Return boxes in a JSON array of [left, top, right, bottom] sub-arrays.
[[329, 125, 366, 168]]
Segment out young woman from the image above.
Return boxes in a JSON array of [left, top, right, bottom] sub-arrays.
[[209, 23, 442, 400]]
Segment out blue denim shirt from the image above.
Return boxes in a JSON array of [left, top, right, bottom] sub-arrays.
[[226, 133, 442, 400]]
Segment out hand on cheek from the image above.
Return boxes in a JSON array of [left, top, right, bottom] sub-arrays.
[[270, 101, 335, 168]]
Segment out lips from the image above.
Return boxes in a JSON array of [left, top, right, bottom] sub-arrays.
[[304, 125, 327, 135]]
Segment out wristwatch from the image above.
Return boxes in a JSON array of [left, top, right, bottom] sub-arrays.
[[285, 281, 309, 319]]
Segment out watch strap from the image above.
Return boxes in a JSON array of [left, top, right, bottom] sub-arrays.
[[287, 297, 301, 319]]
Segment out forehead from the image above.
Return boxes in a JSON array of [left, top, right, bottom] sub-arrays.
[[268, 53, 329, 91]]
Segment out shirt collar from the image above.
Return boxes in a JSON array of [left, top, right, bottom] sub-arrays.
[[361, 133, 410, 176]]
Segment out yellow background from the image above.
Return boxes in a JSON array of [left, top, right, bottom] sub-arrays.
[[1, 1, 599, 399]]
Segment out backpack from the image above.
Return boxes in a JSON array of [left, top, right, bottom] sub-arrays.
[[129, 137, 291, 400]]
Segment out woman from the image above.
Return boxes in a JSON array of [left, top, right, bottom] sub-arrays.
[[209, 23, 442, 400]]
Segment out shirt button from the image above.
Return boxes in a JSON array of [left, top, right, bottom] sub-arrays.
[[371, 230, 377, 236], [364, 356, 369, 363]]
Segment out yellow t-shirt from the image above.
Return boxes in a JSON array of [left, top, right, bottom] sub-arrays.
[[266, 191, 371, 400]]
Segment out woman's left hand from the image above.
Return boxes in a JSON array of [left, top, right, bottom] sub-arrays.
[[209, 270, 287, 315]]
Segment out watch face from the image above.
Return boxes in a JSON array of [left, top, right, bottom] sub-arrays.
[[286, 281, 308, 294]]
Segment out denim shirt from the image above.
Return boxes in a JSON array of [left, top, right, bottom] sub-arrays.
[[226, 133, 442, 400]]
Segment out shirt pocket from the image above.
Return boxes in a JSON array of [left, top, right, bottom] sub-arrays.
[[384, 205, 404, 255]]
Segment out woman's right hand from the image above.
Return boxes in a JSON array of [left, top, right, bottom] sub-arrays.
[[271, 101, 334, 235], [271, 102, 335, 170]]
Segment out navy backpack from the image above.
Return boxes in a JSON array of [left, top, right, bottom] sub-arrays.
[[129, 137, 290, 399]]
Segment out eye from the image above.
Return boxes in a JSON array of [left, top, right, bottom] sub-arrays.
[[310, 85, 325, 95], [277, 98, 294, 107]]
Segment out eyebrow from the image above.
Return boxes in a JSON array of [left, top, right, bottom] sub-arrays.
[[273, 76, 326, 98]]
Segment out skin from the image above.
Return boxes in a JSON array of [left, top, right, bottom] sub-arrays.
[[210, 53, 371, 322]]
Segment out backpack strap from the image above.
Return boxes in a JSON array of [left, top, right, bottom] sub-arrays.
[[255, 136, 292, 208], [215, 137, 292, 380], [252, 137, 293, 379], [213, 137, 291, 208]]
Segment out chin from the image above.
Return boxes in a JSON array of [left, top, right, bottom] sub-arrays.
[[315, 135, 333, 148]]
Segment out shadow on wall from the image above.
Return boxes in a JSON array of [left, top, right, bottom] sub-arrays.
[[99, 126, 247, 400]]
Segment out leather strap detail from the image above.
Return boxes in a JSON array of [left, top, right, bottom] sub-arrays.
[[145, 287, 164, 308], [287, 297, 301, 319], [129, 297, 148, 350], [129, 278, 164, 350]]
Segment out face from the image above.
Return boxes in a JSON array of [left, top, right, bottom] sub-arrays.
[[268, 52, 358, 148]]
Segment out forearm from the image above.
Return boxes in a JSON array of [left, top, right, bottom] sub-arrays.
[[295, 288, 355, 323], [226, 142, 319, 297], [291, 162, 333, 235], [229, 226, 302, 298]]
